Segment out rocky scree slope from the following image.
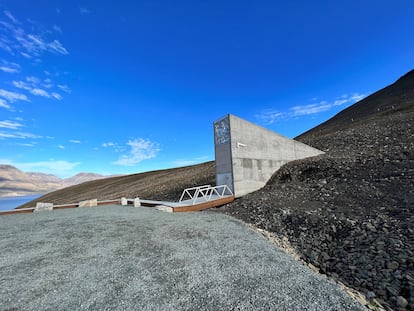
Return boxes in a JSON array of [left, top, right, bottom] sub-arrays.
[[220, 70, 414, 310]]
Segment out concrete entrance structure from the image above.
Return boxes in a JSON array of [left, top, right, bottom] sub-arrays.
[[214, 114, 324, 197]]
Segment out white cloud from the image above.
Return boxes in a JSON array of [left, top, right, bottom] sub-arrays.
[[51, 92, 62, 100], [113, 138, 160, 166], [26, 76, 40, 84], [173, 156, 210, 167], [0, 66, 18, 73], [53, 25, 62, 33], [102, 142, 115, 147], [69, 139, 81, 144], [57, 84, 71, 93], [0, 89, 29, 102], [13, 79, 62, 100], [256, 93, 366, 124], [349, 93, 366, 102], [30, 88, 51, 97], [0, 12, 69, 58], [15, 142, 36, 147], [0, 120, 23, 129], [80, 7, 91, 15], [48, 40, 68, 55], [58, 145, 65, 149], [26, 34, 45, 50], [3, 10, 20, 24], [290, 102, 332, 116], [101, 141, 126, 153], [0, 40, 13, 54], [255, 109, 285, 124], [0, 60, 20, 73], [12, 80, 29, 90], [0, 131, 41, 139], [0, 99, 11, 110]]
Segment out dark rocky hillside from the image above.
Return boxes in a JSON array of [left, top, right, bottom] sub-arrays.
[[220, 70, 414, 310], [18, 69, 413, 310], [18, 162, 215, 208]]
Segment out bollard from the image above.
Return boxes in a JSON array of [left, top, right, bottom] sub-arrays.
[[79, 199, 98, 207], [34, 202, 53, 212]]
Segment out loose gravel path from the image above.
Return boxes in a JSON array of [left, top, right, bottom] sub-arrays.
[[0, 206, 364, 310]]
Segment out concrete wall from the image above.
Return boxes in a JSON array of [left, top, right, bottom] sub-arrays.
[[214, 114, 324, 197]]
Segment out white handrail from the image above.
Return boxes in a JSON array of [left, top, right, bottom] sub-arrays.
[[179, 184, 233, 205]]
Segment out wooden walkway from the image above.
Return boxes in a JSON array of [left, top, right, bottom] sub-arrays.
[[140, 195, 234, 212], [0, 195, 234, 216]]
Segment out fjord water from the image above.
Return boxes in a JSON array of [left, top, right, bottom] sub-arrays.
[[0, 194, 42, 211]]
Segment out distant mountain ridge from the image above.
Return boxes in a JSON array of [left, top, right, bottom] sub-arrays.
[[0, 165, 114, 197]]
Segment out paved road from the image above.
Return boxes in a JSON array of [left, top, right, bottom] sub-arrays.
[[0, 205, 365, 310]]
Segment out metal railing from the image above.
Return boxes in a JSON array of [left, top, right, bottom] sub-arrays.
[[179, 184, 234, 205]]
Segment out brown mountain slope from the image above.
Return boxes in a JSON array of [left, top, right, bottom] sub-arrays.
[[63, 173, 112, 186], [0, 165, 115, 197], [221, 69, 414, 310], [0, 165, 63, 196], [18, 161, 215, 208]]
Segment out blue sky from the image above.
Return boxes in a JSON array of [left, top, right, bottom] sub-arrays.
[[0, 1, 413, 178]]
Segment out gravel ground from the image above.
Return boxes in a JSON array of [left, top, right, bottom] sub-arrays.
[[0, 205, 364, 310]]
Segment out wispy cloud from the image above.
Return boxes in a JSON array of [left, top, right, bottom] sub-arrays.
[[0, 66, 18, 73], [0, 89, 29, 102], [0, 59, 20, 73], [3, 10, 20, 24], [31, 88, 52, 97], [58, 144, 65, 149], [12, 77, 62, 100], [173, 156, 210, 167], [52, 25, 62, 34], [102, 142, 115, 147], [57, 84, 71, 93], [290, 102, 332, 116], [69, 139, 81, 144], [80, 7, 91, 15], [0, 10, 69, 57], [0, 131, 41, 139], [0, 120, 23, 129], [0, 10, 69, 114], [113, 138, 160, 166], [15, 142, 36, 147], [256, 110, 284, 124], [0, 99, 11, 110], [256, 93, 366, 124], [51, 92, 62, 100], [48, 39, 68, 55]]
